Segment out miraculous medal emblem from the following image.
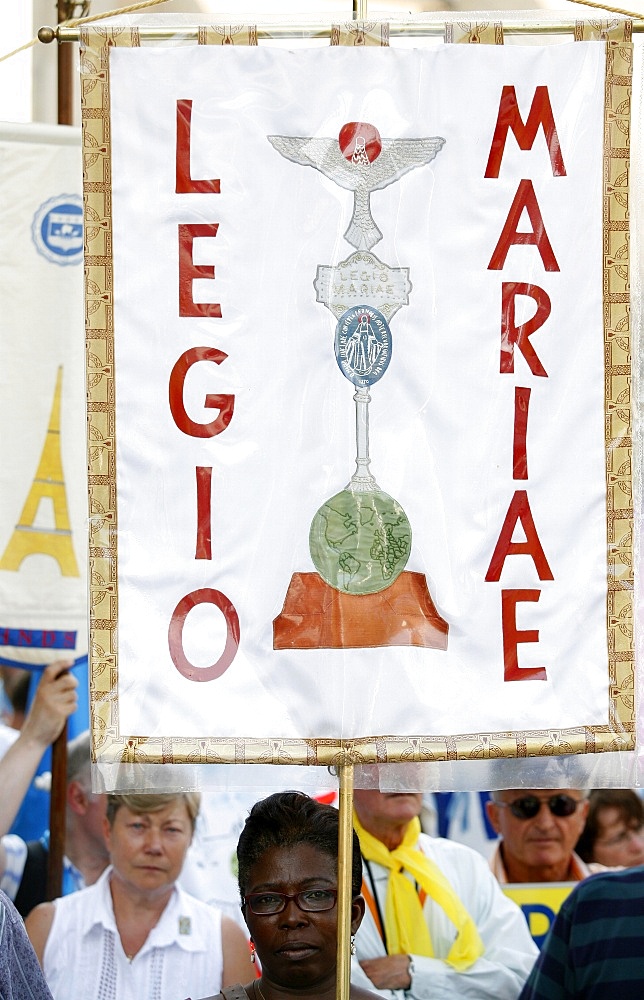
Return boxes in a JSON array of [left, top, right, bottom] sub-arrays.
[[335, 306, 391, 387]]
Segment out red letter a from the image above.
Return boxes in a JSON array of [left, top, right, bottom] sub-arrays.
[[485, 490, 554, 582], [488, 179, 559, 272]]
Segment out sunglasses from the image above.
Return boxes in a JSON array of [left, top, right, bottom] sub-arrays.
[[244, 889, 338, 915], [495, 793, 583, 820]]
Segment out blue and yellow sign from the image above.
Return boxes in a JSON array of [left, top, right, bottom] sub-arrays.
[[503, 882, 575, 948]]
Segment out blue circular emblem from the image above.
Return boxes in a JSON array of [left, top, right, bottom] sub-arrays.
[[31, 194, 83, 266], [335, 305, 392, 387]]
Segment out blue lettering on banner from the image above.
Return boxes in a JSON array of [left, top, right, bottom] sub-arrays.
[[0, 627, 77, 649], [521, 903, 556, 949]]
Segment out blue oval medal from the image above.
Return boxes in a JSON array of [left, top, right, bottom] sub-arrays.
[[334, 305, 392, 387]]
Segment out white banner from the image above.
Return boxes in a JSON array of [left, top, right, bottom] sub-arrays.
[[0, 123, 88, 667], [82, 27, 635, 766]]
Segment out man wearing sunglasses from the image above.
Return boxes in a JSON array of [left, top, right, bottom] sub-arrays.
[[350, 789, 538, 1000], [486, 790, 591, 883]]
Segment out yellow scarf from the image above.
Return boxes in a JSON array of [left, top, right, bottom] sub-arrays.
[[354, 812, 484, 970]]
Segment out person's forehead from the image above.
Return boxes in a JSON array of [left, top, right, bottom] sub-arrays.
[[247, 842, 336, 889], [119, 801, 190, 823], [497, 788, 584, 800], [597, 804, 631, 831]]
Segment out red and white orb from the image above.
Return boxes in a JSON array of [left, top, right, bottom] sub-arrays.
[[338, 122, 382, 164]]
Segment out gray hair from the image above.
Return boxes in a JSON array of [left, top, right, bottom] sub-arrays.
[[66, 730, 92, 785]]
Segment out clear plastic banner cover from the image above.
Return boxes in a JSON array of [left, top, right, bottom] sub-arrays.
[[83, 24, 642, 789]]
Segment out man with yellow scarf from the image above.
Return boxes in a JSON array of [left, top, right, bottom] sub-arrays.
[[351, 790, 538, 999]]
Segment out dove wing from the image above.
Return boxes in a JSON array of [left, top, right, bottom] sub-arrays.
[[267, 136, 362, 191], [367, 137, 446, 190]]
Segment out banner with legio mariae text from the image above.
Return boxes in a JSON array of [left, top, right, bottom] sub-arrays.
[[0, 123, 88, 671], [80, 18, 635, 776]]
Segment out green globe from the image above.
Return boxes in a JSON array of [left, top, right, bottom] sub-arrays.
[[309, 488, 411, 595]]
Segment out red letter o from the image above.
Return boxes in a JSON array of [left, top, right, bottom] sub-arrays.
[[168, 588, 240, 681]]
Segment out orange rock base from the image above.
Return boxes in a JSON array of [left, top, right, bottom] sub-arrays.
[[273, 571, 449, 650]]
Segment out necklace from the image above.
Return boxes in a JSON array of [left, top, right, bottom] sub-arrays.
[[254, 979, 268, 1000]]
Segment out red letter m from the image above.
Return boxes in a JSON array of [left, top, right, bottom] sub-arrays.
[[485, 86, 566, 179]]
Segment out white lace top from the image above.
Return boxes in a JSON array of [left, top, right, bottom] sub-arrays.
[[43, 866, 224, 1000]]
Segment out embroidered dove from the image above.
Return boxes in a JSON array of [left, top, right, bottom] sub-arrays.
[[268, 123, 445, 251]]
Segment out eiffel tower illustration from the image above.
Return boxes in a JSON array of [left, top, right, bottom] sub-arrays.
[[0, 366, 79, 577]]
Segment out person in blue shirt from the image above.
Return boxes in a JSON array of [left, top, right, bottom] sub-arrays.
[[519, 864, 644, 1000], [0, 888, 54, 999]]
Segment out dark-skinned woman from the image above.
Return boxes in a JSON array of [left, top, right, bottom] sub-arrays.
[[192, 790, 380, 1000]]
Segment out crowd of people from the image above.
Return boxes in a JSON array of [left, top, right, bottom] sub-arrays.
[[2, 661, 644, 999]]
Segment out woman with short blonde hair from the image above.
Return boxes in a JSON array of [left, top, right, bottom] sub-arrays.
[[26, 792, 253, 1000]]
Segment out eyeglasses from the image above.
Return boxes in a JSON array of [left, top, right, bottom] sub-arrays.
[[244, 889, 338, 915], [596, 824, 644, 849], [495, 794, 584, 821]]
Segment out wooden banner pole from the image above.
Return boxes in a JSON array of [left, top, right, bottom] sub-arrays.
[[337, 762, 355, 1000], [47, 0, 93, 901], [57, 0, 76, 125], [46, 1, 86, 900], [46, 716, 67, 900]]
